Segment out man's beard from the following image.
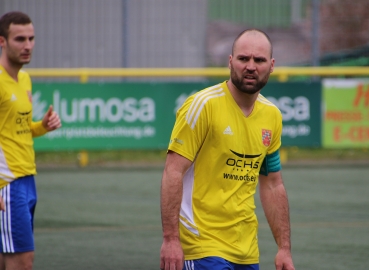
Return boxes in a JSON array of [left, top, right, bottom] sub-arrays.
[[9, 54, 31, 66], [7, 45, 31, 66], [230, 65, 270, 95]]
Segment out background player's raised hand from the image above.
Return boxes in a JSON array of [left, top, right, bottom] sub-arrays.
[[42, 105, 62, 131]]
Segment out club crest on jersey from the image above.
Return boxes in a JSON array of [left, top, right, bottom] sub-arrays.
[[27, 91, 32, 102], [262, 129, 272, 147]]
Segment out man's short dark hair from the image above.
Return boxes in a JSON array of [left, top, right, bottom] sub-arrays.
[[0, 11, 32, 39], [232, 28, 273, 58]]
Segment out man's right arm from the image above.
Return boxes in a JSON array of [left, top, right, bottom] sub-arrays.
[[160, 150, 193, 270]]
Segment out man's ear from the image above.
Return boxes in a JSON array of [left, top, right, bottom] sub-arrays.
[[270, 58, 275, 73], [0, 36, 5, 48], [228, 55, 232, 69]]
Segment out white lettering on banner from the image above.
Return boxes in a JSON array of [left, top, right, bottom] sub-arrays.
[[32, 91, 48, 120], [79, 98, 106, 122], [267, 96, 310, 121], [282, 124, 310, 138], [52, 91, 156, 123], [45, 126, 156, 140]]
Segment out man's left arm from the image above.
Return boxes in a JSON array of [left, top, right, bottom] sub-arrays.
[[259, 171, 295, 270]]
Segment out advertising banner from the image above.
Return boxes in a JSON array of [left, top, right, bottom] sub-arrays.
[[32, 82, 210, 150], [263, 82, 321, 147], [32, 81, 321, 151], [323, 79, 369, 148]]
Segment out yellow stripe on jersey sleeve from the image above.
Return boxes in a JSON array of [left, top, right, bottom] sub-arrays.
[[257, 94, 278, 107], [186, 84, 225, 129]]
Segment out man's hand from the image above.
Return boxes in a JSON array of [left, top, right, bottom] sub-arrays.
[[275, 248, 295, 270], [42, 105, 61, 131], [160, 237, 184, 270]]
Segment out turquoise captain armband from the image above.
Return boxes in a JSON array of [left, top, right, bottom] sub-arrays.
[[259, 150, 282, 176]]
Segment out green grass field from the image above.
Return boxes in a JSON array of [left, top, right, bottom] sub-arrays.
[[34, 147, 369, 169], [33, 165, 369, 270]]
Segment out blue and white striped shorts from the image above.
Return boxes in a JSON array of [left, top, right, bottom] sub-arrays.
[[0, 175, 37, 253], [183, 256, 259, 270]]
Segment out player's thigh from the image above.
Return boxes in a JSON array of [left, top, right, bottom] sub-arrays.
[[183, 257, 259, 270], [2, 251, 34, 270], [0, 254, 5, 270]]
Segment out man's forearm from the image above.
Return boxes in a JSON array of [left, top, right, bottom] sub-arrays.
[[160, 171, 183, 239], [260, 183, 291, 250]]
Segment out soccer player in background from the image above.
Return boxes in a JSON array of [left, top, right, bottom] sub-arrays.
[[160, 29, 295, 270], [0, 11, 61, 269]]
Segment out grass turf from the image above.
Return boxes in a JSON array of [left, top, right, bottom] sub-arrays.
[[33, 166, 369, 269]]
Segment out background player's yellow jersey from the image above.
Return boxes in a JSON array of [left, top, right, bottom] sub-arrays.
[[168, 81, 282, 264], [0, 65, 47, 188]]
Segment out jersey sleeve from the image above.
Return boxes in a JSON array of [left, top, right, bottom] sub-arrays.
[[267, 107, 283, 155], [260, 107, 283, 175], [31, 121, 48, 137], [22, 72, 48, 137], [168, 95, 209, 162]]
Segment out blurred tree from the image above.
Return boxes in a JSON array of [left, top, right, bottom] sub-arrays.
[[305, 0, 369, 53]]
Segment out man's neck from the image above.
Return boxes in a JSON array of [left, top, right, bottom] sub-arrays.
[[226, 80, 259, 117], [0, 58, 22, 81]]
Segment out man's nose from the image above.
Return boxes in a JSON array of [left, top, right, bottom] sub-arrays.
[[246, 61, 256, 71], [24, 39, 34, 50]]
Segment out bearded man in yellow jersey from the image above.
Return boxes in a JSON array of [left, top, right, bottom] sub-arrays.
[[0, 11, 61, 270], [160, 29, 295, 270]]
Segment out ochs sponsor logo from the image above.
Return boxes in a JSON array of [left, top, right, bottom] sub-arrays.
[[16, 111, 31, 134], [223, 173, 257, 182], [226, 149, 261, 170], [16, 111, 31, 127]]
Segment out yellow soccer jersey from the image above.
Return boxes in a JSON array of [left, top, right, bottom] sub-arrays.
[[168, 81, 282, 264], [0, 65, 47, 188]]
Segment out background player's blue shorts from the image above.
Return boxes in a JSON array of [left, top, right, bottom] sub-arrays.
[[0, 175, 37, 253], [183, 256, 259, 270]]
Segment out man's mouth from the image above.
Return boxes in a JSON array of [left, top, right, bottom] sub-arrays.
[[244, 75, 256, 82]]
